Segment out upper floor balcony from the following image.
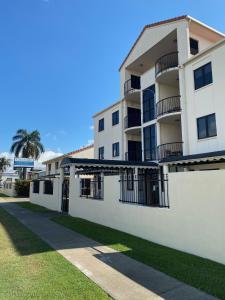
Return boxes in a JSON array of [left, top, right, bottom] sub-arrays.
[[155, 51, 178, 79], [124, 75, 141, 101], [156, 95, 181, 119], [124, 107, 141, 129], [157, 142, 183, 161]]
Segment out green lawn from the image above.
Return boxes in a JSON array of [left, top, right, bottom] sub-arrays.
[[0, 207, 110, 300], [52, 216, 225, 300], [0, 193, 10, 197], [17, 202, 51, 213]]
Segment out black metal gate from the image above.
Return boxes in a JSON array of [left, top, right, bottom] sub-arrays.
[[61, 179, 69, 213]]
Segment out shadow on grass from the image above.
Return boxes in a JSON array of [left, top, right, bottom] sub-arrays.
[[0, 206, 52, 256], [51, 215, 225, 300]]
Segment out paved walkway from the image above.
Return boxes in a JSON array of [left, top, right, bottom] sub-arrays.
[[0, 199, 218, 300]]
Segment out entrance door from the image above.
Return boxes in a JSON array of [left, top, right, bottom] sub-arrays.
[[61, 179, 69, 213]]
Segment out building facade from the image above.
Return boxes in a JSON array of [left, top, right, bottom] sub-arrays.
[[93, 15, 225, 171]]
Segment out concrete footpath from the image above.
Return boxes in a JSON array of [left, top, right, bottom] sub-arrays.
[[0, 199, 218, 300]]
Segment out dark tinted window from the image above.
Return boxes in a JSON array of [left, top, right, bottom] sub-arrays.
[[143, 85, 155, 123], [190, 38, 199, 55], [98, 118, 104, 131], [197, 114, 217, 139], [112, 142, 119, 157], [98, 147, 104, 159], [194, 62, 212, 90], [143, 124, 156, 160], [112, 111, 119, 126]]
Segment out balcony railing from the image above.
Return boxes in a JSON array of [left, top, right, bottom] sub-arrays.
[[157, 142, 183, 161], [124, 75, 141, 96], [125, 151, 142, 162], [155, 51, 178, 77], [156, 96, 181, 118], [124, 115, 141, 129]]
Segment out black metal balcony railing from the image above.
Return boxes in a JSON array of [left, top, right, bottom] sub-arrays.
[[156, 95, 181, 118], [125, 151, 142, 162], [124, 75, 141, 96], [124, 115, 141, 129], [155, 51, 178, 77], [157, 142, 183, 161]]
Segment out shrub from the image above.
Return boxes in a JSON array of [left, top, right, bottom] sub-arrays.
[[15, 180, 30, 197]]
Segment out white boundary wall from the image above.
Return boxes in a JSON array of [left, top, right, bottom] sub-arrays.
[[69, 171, 225, 265], [30, 179, 61, 211], [0, 184, 16, 197]]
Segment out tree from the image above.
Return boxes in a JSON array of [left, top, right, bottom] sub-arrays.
[[0, 157, 10, 173], [10, 129, 45, 179]]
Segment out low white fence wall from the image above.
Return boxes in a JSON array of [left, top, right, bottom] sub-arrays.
[[30, 179, 61, 212], [0, 184, 16, 197], [69, 171, 225, 265]]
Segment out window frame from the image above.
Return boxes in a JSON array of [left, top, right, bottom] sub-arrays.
[[190, 37, 199, 55], [98, 146, 104, 160], [197, 113, 217, 140], [194, 62, 213, 90], [143, 85, 155, 123], [112, 110, 119, 126], [112, 142, 120, 157], [98, 118, 104, 132]]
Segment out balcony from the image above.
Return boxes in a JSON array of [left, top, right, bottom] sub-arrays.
[[157, 142, 183, 161], [125, 151, 142, 162], [124, 75, 141, 100], [155, 52, 178, 78], [124, 111, 141, 130], [156, 96, 181, 119]]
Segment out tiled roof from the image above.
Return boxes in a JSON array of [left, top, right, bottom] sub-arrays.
[[119, 15, 188, 71], [43, 144, 94, 164]]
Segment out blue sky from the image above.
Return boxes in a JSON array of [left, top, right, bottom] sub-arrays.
[[0, 0, 225, 157]]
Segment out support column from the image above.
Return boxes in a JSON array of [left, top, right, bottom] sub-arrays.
[[58, 167, 64, 211]]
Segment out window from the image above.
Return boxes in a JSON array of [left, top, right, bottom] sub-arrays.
[[112, 142, 119, 157], [143, 85, 155, 123], [194, 62, 212, 90], [127, 169, 134, 190], [190, 38, 199, 55], [112, 110, 119, 126], [55, 161, 59, 170], [98, 147, 104, 160], [44, 180, 53, 195], [98, 118, 104, 132], [48, 164, 51, 174], [80, 178, 91, 196], [197, 113, 217, 139], [143, 124, 156, 161]]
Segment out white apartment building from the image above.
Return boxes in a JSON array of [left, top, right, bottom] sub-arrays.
[[30, 16, 225, 265], [94, 15, 225, 172]]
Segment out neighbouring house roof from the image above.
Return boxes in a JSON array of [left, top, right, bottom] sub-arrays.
[[159, 150, 225, 165], [60, 157, 158, 170], [43, 144, 94, 164], [119, 15, 225, 71]]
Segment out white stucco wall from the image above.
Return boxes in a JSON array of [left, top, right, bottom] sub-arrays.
[[68, 171, 225, 265], [30, 179, 61, 212], [94, 102, 124, 160], [0, 185, 16, 197], [183, 42, 225, 155]]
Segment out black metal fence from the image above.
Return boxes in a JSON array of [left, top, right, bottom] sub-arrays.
[[155, 51, 178, 77], [156, 95, 181, 117], [119, 170, 169, 208], [157, 142, 183, 161], [80, 178, 104, 200], [44, 180, 53, 195], [33, 180, 40, 194]]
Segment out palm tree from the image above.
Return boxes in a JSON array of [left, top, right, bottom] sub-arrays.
[[10, 129, 45, 179], [0, 157, 11, 173]]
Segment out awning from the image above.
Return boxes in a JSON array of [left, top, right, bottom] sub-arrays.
[[159, 150, 225, 166], [60, 157, 158, 170]]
